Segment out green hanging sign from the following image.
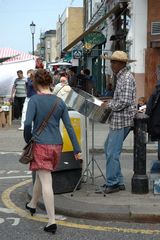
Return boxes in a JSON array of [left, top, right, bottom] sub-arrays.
[[84, 32, 106, 49], [63, 52, 72, 62]]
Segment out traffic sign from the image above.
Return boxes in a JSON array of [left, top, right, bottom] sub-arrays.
[[72, 49, 82, 59]]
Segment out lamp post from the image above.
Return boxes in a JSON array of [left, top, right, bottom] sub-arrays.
[[58, 17, 62, 58], [30, 21, 36, 55]]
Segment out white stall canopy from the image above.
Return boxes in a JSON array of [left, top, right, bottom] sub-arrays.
[[0, 48, 36, 97]]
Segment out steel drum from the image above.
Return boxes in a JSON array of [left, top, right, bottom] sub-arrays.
[[65, 88, 111, 123]]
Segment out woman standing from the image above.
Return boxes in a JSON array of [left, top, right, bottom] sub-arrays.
[[24, 69, 81, 234]]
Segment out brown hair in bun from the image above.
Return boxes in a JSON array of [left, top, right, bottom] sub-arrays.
[[34, 69, 53, 88]]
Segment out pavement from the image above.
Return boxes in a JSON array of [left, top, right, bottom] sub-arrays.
[[1, 119, 160, 223]]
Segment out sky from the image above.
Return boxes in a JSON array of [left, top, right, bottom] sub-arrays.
[[0, 0, 83, 54]]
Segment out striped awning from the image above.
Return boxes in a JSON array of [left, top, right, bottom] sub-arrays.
[[0, 56, 18, 63], [0, 48, 36, 63]]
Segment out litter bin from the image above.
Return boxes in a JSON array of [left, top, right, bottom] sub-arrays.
[[52, 109, 87, 194]]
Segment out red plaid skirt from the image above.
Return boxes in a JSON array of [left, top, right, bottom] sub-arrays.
[[30, 143, 63, 171]]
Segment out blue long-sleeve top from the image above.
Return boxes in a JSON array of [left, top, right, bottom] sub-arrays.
[[26, 78, 36, 97], [24, 94, 81, 154]]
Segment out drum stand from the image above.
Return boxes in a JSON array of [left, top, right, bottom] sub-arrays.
[[90, 119, 106, 184], [71, 98, 106, 197]]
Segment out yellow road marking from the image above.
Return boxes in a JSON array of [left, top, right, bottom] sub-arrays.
[[1, 179, 160, 235]]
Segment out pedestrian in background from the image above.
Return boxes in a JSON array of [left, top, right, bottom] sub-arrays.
[[11, 70, 27, 121], [137, 96, 146, 113], [77, 68, 98, 96], [35, 57, 44, 69], [18, 69, 36, 130], [146, 81, 160, 160], [82, 68, 98, 96], [68, 66, 78, 87], [103, 83, 114, 97], [52, 70, 60, 86], [97, 51, 136, 194], [146, 82, 160, 140], [53, 73, 70, 93], [53, 73, 71, 101], [24, 69, 81, 234]]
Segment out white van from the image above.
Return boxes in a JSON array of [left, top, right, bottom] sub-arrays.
[[47, 62, 72, 73]]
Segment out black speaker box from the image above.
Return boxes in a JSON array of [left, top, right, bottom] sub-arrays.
[[52, 151, 82, 194]]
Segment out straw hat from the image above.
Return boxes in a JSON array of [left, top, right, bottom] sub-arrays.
[[101, 51, 136, 63]]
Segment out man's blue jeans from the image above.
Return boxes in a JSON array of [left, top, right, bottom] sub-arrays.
[[104, 127, 131, 186]]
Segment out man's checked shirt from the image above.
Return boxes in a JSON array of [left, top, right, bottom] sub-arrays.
[[108, 67, 136, 130]]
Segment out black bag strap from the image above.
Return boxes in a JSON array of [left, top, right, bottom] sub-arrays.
[[152, 90, 160, 111], [35, 97, 61, 136]]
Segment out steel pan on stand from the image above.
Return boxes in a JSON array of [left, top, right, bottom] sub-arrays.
[[65, 88, 110, 194], [65, 88, 111, 123]]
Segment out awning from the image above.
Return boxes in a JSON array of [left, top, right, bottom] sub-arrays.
[[0, 48, 36, 64], [63, 4, 119, 52], [0, 55, 19, 63]]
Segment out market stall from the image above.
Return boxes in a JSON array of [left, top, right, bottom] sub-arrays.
[[0, 48, 36, 126]]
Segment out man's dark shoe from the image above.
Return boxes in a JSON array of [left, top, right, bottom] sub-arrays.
[[101, 183, 125, 190], [95, 183, 125, 194], [95, 185, 107, 194], [101, 184, 107, 188], [104, 184, 120, 194]]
